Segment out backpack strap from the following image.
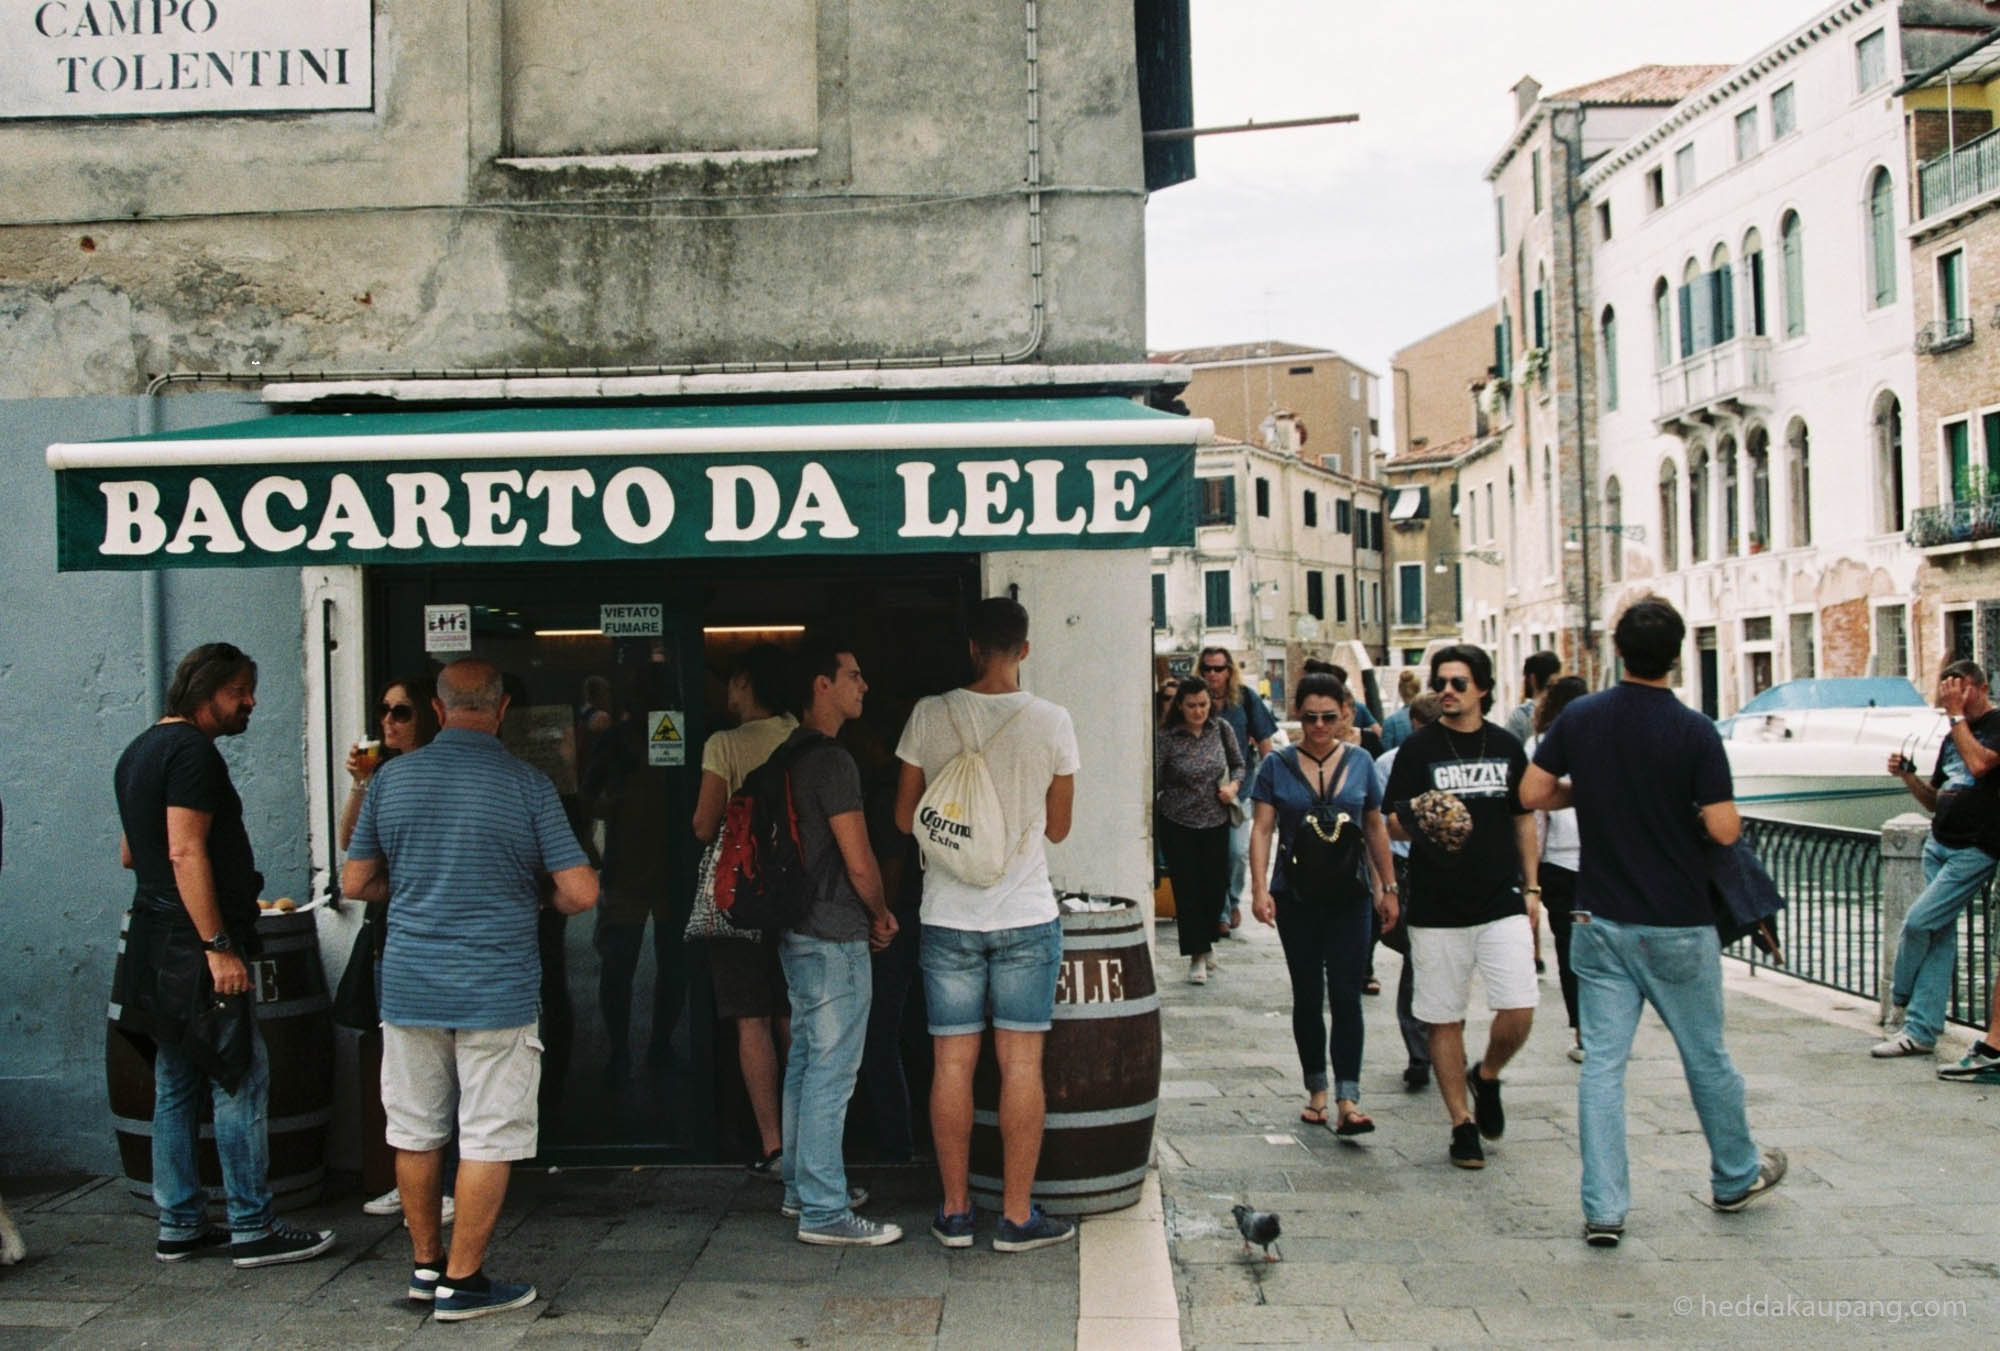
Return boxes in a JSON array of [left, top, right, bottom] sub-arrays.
[[1281, 744, 1353, 805], [943, 688, 1033, 755]]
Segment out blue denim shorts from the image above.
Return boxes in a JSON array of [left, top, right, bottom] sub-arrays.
[[920, 919, 1063, 1036]]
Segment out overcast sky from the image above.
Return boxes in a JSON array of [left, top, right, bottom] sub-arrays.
[[1143, 0, 1836, 382]]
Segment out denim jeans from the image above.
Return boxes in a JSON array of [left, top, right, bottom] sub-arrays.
[[1891, 837, 2000, 1046], [153, 1022, 275, 1241], [1273, 888, 1371, 1102], [1572, 917, 1760, 1226], [779, 932, 873, 1229], [1224, 812, 1252, 918]]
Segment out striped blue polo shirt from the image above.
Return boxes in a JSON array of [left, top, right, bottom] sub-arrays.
[[349, 727, 590, 1029]]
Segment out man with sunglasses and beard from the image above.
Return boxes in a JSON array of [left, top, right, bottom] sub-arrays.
[[1384, 645, 1539, 1171]]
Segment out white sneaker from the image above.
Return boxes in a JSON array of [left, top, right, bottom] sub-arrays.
[[1187, 957, 1208, 985], [1869, 1031, 1935, 1058], [362, 1188, 402, 1216], [399, 1195, 456, 1227]]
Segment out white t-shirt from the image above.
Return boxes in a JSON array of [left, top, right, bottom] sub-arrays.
[[701, 713, 798, 794], [895, 688, 1081, 931], [1525, 733, 1581, 870]]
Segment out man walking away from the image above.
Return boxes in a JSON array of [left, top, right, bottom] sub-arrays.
[[1523, 597, 1785, 1248], [343, 658, 599, 1320], [1201, 647, 1276, 934], [1384, 645, 1538, 1170], [1874, 659, 2000, 1065], [1504, 650, 1561, 743], [779, 634, 902, 1246], [896, 597, 1080, 1252], [115, 643, 336, 1269]]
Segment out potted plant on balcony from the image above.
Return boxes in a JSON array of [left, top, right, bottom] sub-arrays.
[[1519, 346, 1549, 391]]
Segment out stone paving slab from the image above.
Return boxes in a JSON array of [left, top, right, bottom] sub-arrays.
[[0, 1163, 1079, 1350], [1154, 918, 2000, 1347]]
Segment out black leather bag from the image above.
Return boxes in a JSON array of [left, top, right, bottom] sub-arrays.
[[331, 911, 383, 1031], [1281, 749, 1366, 902]]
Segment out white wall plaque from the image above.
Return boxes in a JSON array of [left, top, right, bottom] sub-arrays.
[[423, 604, 472, 654]]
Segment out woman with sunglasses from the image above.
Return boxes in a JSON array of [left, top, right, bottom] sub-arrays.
[[337, 676, 441, 1221], [1155, 677, 1244, 984], [1249, 672, 1399, 1133]]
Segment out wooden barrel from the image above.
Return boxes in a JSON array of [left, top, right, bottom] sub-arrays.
[[968, 898, 1161, 1215], [106, 909, 335, 1211]]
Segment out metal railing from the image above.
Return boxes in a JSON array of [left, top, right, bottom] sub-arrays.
[[1918, 126, 2000, 219], [1731, 817, 1882, 1002], [1655, 336, 1772, 424], [1908, 492, 2000, 549], [1732, 816, 1997, 1031]]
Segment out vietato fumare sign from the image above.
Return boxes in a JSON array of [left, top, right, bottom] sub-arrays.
[[53, 447, 1197, 570], [2, 0, 373, 119]]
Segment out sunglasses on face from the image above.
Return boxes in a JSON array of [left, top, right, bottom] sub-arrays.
[[378, 702, 417, 724], [1201, 664, 1229, 674], [1430, 676, 1472, 693], [1298, 711, 1343, 725]]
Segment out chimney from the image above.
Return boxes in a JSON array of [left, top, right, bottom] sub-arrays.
[[1512, 76, 1542, 124]]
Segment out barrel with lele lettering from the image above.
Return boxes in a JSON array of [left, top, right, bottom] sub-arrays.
[[106, 909, 335, 1210], [968, 898, 1161, 1215]]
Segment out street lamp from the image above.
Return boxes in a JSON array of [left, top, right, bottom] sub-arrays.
[[1433, 548, 1503, 574], [1563, 522, 1646, 552]]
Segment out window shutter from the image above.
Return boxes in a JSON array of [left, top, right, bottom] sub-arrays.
[[1678, 284, 1695, 358]]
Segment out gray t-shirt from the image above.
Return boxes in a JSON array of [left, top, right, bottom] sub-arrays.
[[782, 728, 870, 942]]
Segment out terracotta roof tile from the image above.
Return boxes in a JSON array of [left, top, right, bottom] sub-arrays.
[[1548, 64, 1733, 106], [1148, 340, 1336, 366], [1388, 433, 1488, 467]]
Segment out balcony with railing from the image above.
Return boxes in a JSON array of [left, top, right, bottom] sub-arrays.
[[1653, 335, 1772, 433], [1918, 126, 2000, 220], [1908, 491, 2000, 549]]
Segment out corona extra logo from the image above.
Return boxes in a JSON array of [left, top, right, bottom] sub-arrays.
[[918, 805, 973, 840]]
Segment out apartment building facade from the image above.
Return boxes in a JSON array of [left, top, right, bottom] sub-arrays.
[[1153, 341, 1381, 477]]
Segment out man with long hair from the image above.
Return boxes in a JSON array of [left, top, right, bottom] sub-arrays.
[[1200, 646, 1276, 934]]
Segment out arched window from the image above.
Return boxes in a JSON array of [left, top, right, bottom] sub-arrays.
[[1788, 418, 1813, 546], [1873, 392, 1905, 532], [1605, 476, 1624, 581], [1681, 257, 1702, 359], [1653, 278, 1673, 369], [1601, 306, 1619, 411], [1718, 435, 1741, 556], [1868, 168, 1897, 308], [1711, 243, 1736, 341], [1742, 228, 1767, 336], [1689, 444, 1710, 563], [1781, 210, 1805, 337], [1747, 426, 1771, 550], [1659, 460, 1680, 571]]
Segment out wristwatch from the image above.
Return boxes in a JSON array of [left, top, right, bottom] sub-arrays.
[[1950, 715, 1966, 727], [1381, 883, 1399, 894], [201, 930, 234, 953]]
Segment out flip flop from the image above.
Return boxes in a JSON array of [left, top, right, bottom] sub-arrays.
[[1335, 1111, 1375, 1137], [1362, 976, 1382, 996], [1299, 1105, 1330, 1126]]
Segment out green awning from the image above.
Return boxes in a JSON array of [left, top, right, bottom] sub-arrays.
[[49, 396, 1208, 571]]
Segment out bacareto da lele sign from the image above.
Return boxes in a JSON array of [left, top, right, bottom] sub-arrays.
[[53, 445, 1197, 571], [1, 1, 373, 119]]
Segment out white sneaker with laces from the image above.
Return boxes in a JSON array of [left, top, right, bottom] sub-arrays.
[[362, 1188, 402, 1216], [1869, 1030, 1935, 1058]]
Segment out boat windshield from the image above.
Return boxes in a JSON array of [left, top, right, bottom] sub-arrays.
[[1733, 678, 1926, 716]]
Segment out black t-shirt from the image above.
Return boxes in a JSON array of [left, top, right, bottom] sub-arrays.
[[1385, 719, 1529, 927], [1928, 708, 2000, 854], [114, 722, 261, 936], [1531, 683, 1734, 927]]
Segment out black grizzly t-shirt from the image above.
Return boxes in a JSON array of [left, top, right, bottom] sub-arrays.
[[114, 721, 261, 937], [1531, 683, 1734, 927], [1385, 718, 1530, 927]]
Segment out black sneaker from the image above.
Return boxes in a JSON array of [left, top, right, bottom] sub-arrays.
[[746, 1148, 784, 1181], [1712, 1148, 1787, 1212], [1403, 1060, 1431, 1091], [230, 1222, 335, 1269], [1584, 1222, 1623, 1248], [155, 1227, 230, 1263], [1467, 1061, 1505, 1140], [1449, 1120, 1485, 1169]]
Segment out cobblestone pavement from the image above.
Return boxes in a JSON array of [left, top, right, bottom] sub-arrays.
[[0, 1164, 1075, 1349], [1153, 916, 2000, 1348]]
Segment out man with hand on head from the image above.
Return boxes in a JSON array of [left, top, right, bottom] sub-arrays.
[[343, 658, 598, 1321]]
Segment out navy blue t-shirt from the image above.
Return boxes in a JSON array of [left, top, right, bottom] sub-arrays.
[[1531, 683, 1734, 926]]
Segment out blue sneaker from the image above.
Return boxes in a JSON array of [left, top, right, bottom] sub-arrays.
[[1938, 1046, 2000, 1084], [780, 1185, 867, 1219], [930, 1206, 977, 1249], [993, 1205, 1075, 1253], [433, 1276, 537, 1322], [408, 1265, 441, 1302]]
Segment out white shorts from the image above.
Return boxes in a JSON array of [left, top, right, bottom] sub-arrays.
[[381, 1022, 543, 1162], [1409, 917, 1540, 1024]]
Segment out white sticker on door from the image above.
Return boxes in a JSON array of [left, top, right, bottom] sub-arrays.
[[423, 604, 472, 653], [601, 604, 664, 637]]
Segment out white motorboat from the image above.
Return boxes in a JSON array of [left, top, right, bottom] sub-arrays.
[[1717, 678, 1945, 833]]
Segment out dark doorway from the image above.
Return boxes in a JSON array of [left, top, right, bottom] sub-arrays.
[[1696, 626, 1719, 720]]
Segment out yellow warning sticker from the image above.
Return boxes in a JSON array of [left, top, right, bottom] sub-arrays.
[[647, 710, 686, 765]]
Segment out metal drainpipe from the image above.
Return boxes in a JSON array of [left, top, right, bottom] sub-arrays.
[[143, 4, 1049, 399], [139, 388, 166, 718], [1556, 106, 1595, 683]]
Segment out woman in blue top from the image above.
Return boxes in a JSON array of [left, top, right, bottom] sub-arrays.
[[1249, 672, 1399, 1134]]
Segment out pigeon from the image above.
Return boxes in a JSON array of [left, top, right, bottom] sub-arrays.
[[1232, 1204, 1282, 1262]]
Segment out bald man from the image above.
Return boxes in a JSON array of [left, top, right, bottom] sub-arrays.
[[344, 658, 598, 1321]]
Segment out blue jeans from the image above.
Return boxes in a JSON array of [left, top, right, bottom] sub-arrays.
[[779, 932, 873, 1229], [1572, 918, 1760, 1226], [1891, 837, 1999, 1046], [1225, 812, 1252, 918], [153, 1023, 276, 1241]]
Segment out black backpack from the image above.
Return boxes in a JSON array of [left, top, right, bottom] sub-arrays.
[[713, 734, 823, 933], [1280, 747, 1366, 900]]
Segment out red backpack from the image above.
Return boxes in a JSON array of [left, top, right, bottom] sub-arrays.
[[712, 734, 821, 933]]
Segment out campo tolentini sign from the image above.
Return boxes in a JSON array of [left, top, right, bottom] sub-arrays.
[[2, 0, 373, 119], [53, 446, 1197, 571]]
